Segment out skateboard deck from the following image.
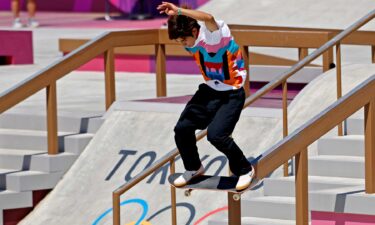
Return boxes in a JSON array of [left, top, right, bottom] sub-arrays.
[[168, 173, 259, 195]]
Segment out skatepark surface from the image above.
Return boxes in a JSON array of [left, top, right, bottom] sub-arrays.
[[17, 64, 375, 225]]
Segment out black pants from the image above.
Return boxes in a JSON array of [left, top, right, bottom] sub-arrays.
[[174, 84, 252, 177]]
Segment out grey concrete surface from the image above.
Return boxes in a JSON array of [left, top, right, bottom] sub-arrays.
[[17, 108, 279, 225], [17, 63, 375, 224], [318, 135, 364, 156], [1, 2, 375, 223], [200, 0, 375, 30], [263, 175, 364, 197]]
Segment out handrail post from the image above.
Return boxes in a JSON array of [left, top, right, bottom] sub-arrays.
[[241, 45, 250, 97], [323, 47, 334, 72], [46, 82, 58, 155], [282, 81, 289, 176], [365, 97, 375, 193], [170, 158, 177, 225], [336, 43, 343, 136], [113, 192, 121, 225], [104, 48, 116, 110], [295, 148, 309, 225], [228, 168, 241, 225], [155, 44, 167, 97], [298, 47, 308, 60], [228, 193, 241, 225]]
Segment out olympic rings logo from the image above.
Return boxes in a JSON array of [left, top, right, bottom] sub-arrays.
[[92, 198, 228, 225]]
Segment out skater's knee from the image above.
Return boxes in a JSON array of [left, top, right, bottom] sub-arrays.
[[174, 122, 191, 135], [207, 132, 228, 146]]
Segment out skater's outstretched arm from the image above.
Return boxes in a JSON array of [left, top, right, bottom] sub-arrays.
[[157, 1, 219, 32]]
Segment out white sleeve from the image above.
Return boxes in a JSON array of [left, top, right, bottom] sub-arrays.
[[201, 20, 231, 45]]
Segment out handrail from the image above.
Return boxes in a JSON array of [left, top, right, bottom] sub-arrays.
[[229, 24, 375, 46], [113, 8, 375, 225], [242, 8, 375, 108], [256, 74, 375, 178]]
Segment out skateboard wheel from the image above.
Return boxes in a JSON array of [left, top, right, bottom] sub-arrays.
[[233, 194, 241, 201], [184, 189, 192, 197]]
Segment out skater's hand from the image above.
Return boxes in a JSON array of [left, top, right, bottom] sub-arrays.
[[157, 2, 179, 16]]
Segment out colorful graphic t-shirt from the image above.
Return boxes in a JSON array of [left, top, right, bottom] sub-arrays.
[[185, 20, 247, 91]]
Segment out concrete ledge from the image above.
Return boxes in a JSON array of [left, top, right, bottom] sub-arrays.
[[0, 149, 45, 170], [6, 171, 63, 192], [0, 129, 76, 151], [0, 113, 104, 133], [317, 135, 364, 156], [263, 176, 364, 197], [0, 190, 32, 210], [30, 153, 78, 173], [64, 133, 94, 154], [309, 155, 365, 179]]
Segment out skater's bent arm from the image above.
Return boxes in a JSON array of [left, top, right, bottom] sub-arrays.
[[157, 1, 219, 32], [179, 8, 218, 32]]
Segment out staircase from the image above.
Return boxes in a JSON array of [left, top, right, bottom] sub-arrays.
[[208, 111, 375, 224], [0, 112, 104, 225]]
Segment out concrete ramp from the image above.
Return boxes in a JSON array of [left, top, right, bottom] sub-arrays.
[[200, 0, 375, 30], [18, 104, 279, 225]]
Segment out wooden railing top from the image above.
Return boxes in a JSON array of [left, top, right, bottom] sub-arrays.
[[0, 27, 338, 115], [158, 29, 332, 48], [229, 24, 375, 45]]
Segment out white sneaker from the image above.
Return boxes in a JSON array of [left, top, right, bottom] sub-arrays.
[[28, 18, 39, 28], [236, 166, 255, 191], [12, 18, 23, 29], [173, 165, 205, 187]]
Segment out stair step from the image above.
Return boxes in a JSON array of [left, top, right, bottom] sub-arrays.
[[0, 190, 32, 210], [242, 196, 295, 219], [0, 148, 45, 170], [64, 133, 94, 154], [29, 152, 78, 173], [309, 155, 364, 178], [6, 170, 63, 192], [346, 118, 364, 135], [0, 113, 104, 133], [208, 217, 295, 225], [0, 128, 76, 151], [243, 186, 375, 221], [317, 135, 364, 156], [264, 176, 364, 197], [0, 169, 18, 189], [310, 186, 375, 215]]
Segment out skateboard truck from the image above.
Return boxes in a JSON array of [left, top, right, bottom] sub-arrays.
[[184, 189, 193, 197], [232, 193, 241, 201], [184, 188, 242, 201]]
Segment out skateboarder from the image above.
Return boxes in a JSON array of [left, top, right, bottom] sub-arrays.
[[157, 2, 255, 190], [157, 2, 255, 191]]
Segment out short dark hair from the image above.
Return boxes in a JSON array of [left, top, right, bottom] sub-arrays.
[[167, 6, 200, 40]]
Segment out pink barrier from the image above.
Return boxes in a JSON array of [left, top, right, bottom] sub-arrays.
[[0, 0, 208, 13], [72, 54, 200, 74], [312, 211, 375, 225], [0, 31, 33, 65]]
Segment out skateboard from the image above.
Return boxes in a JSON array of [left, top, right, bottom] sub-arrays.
[[168, 173, 260, 201]]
